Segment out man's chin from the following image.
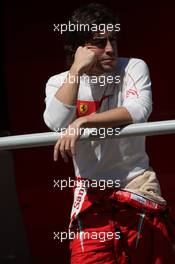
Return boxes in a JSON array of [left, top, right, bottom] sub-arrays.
[[91, 63, 116, 75], [102, 64, 115, 72]]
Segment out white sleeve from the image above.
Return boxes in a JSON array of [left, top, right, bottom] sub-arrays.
[[122, 59, 152, 123], [43, 74, 77, 131]]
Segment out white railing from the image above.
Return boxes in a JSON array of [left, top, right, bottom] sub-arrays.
[[0, 120, 175, 150]]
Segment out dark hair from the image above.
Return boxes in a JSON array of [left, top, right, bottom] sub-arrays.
[[64, 3, 119, 66]]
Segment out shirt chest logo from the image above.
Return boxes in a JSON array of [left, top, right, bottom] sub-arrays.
[[77, 100, 99, 117], [76, 96, 110, 117], [79, 103, 88, 114]]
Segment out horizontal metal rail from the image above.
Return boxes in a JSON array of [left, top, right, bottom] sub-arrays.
[[0, 120, 175, 150]]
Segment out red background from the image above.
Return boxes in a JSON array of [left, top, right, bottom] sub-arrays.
[[4, 0, 175, 263]]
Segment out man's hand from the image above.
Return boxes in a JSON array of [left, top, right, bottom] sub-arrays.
[[53, 116, 87, 162], [71, 46, 97, 75]]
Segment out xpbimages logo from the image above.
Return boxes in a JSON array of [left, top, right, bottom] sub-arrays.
[[53, 177, 121, 191], [59, 73, 121, 87], [53, 21, 121, 34], [54, 126, 121, 139], [53, 230, 120, 243]]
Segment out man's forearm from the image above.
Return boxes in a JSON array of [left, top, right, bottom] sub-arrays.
[[54, 46, 97, 106], [83, 107, 133, 128], [54, 66, 80, 106]]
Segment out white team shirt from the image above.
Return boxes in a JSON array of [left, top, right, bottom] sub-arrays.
[[43, 57, 152, 187]]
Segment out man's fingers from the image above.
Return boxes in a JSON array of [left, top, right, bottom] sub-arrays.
[[65, 139, 72, 158], [53, 129, 79, 162], [70, 139, 76, 157], [53, 140, 60, 161], [60, 139, 69, 163]]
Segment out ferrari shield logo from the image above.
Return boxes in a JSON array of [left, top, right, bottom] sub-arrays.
[[79, 104, 88, 114]]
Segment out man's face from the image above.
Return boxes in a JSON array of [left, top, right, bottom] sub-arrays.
[[84, 31, 118, 75]]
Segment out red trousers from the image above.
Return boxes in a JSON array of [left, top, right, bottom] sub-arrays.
[[70, 199, 175, 264]]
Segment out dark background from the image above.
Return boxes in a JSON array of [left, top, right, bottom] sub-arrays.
[[2, 0, 175, 263]]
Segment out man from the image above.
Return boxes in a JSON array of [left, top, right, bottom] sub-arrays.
[[43, 3, 175, 263]]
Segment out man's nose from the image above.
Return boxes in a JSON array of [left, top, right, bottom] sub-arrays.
[[105, 40, 114, 53]]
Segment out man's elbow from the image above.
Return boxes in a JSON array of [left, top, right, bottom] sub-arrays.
[[43, 111, 56, 131], [122, 104, 152, 124], [43, 109, 76, 131], [133, 106, 152, 123]]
